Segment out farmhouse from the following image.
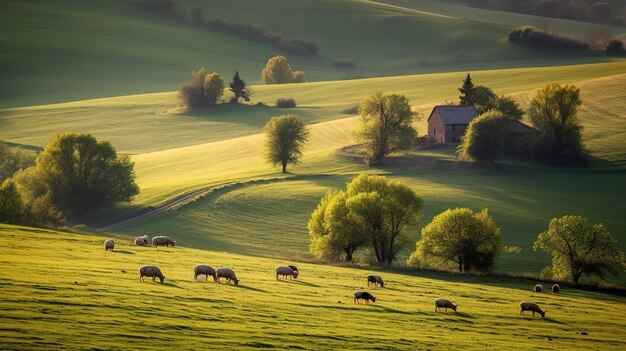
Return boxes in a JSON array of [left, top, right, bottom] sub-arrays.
[[427, 105, 478, 143]]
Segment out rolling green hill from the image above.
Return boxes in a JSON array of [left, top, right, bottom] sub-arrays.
[[0, 0, 617, 108], [1, 224, 625, 350]]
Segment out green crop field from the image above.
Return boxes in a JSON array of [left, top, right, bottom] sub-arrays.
[[1, 224, 625, 350]]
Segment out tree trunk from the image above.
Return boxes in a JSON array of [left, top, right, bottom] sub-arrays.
[[572, 271, 581, 283], [458, 258, 464, 272], [282, 161, 287, 173]]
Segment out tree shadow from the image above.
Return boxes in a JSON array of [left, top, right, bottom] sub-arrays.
[[370, 304, 413, 315], [160, 281, 184, 289], [284, 280, 321, 288], [231, 284, 268, 293]]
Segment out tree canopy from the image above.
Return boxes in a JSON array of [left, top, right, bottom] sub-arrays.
[[457, 110, 509, 165], [309, 174, 423, 265], [264, 114, 310, 173], [459, 73, 476, 106], [261, 55, 307, 84], [15, 133, 139, 217], [485, 95, 524, 120], [528, 83, 586, 163], [534, 215, 625, 283], [228, 70, 250, 103], [354, 91, 417, 165], [178, 68, 224, 108], [408, 208, 504, 273], [473, 85, 496, 114]]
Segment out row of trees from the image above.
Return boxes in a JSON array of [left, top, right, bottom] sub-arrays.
[[0, 134, 139, 226]]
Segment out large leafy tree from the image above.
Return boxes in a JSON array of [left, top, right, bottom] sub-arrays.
[[408, 208, 504, 273], [16, 133, 139, 217], [178, 68, 224, 108], [355, 91, 417, 165], [528, 83, 585, 163], [264, 114, 310, 173], [0, 179, 27, 224], [261, 55, 307, 84], [457, 111, 509, 165], [473, 85, 496, 114], [486, 95, 524, 120], [308, 174, 423, 265], [534, 215, 625, 283]]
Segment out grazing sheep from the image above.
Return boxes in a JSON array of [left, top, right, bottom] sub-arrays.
[[139, 265, 165, 283], [519, 302, 546, 318], [434, 298, 458, 312], [552, 284, 560, 293], [134, 235, 149, 246], [354, 291, 376, 304], [215, 267, 239, 285], [533, 284, 543, 293], [275, 266, 298, 280], [152, 236, 176, 247], [194, 265, 216, 281], [104, 239, 114, 251], [288, 265, 299, 274], [367, 274, 384, 288]]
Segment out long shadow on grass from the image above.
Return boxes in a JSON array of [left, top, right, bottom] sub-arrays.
[[160, 281, 184, 289], [280, 280, 321, 288], [113, 250, 135, 255], [233, 285, 268, 293], [370, 304, 413, 315]]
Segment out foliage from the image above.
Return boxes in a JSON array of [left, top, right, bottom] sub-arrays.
[[459, 73, 476, 106], [528, 83, 586, 163], [15, 133, 139, 217], [308, 191, 368, 262], [534, 215, 625, 283], [457, 111, 509, 165], [354, 91, 417, 165], [0, 143, 35, 182], [485, 95, 524, 120], [263, 114, 310, 173], [309, 174, 423, 265], [408, 208, 504, 273], [0, 180, 27, 224], [178, 68, 224, 108], [606, 39, 624, 52], [228, 70, 249, 103], [261, 55, 307, 84], [473, 85, 496, 113], [508, 26, 590, 50], [276, 98, 296, 108], [277, 39, 319, 57]]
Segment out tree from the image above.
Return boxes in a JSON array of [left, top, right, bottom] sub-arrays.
[[354, 91, 417, 165], [486, 95, 524, 120], [473, 85, 496, 114], [457, 111, 509, 165], [459, 73, 476, 106], [407, 208, 504, 273], [178, 68, 224, 108], [261, 55, 307, 84], [308, 191, 368, 262], [308, 174, 423, 265], [0, 142, 35, 182], [528, 83, 586, 163], [264, 114, 309, 173], [606, 39, 624, 52], [534, 215, 625, 283], [228, 70, 250, 103], [16, 133, 139, 217], [0, 179, 27, 224]]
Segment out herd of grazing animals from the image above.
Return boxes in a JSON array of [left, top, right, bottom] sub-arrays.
[[104, 237, 561, 319]]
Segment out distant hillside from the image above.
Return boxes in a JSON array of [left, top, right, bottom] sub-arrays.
[[0, 0, 615, 107]]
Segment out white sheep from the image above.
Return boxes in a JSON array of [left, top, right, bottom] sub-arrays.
[[519, 302, 546, 318], [533, 284, 543, 293], [552, 284, 560, 293], [194, 265, 216, 281], [367, 274, 384, 288], [434, 298, 457, 312], [152, 236, 176, 247], [104, 239, 114, 251], [215, 267, 239, 285], [139, 265, 165, 283], [134, 235, 149, 246], [275, 266, 298, 280]]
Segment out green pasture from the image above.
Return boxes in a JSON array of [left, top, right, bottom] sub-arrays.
[[0, 0, 617, 107], [1, 224, 624, 350]]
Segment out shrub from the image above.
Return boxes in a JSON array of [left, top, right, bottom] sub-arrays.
[[508, 26, 590, 50], [276, 98, 296, 108], [333, 61, 357, 69], [262, 55, 307, 84], [606, 39, 624, 52], [178, 69, 224, 108], [277, 39, 318, 57], [178, 82, 204, 108]]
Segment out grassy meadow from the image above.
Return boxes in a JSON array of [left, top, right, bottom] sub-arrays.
[[0, 0, 618, 107], [1, 224, 625, 350]]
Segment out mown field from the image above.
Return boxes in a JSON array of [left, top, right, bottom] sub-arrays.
[[1, 224, 625, 350], [0, 0, 617, 107]]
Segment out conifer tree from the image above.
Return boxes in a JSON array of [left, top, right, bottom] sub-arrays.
[[459, 73, 476, 106]]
